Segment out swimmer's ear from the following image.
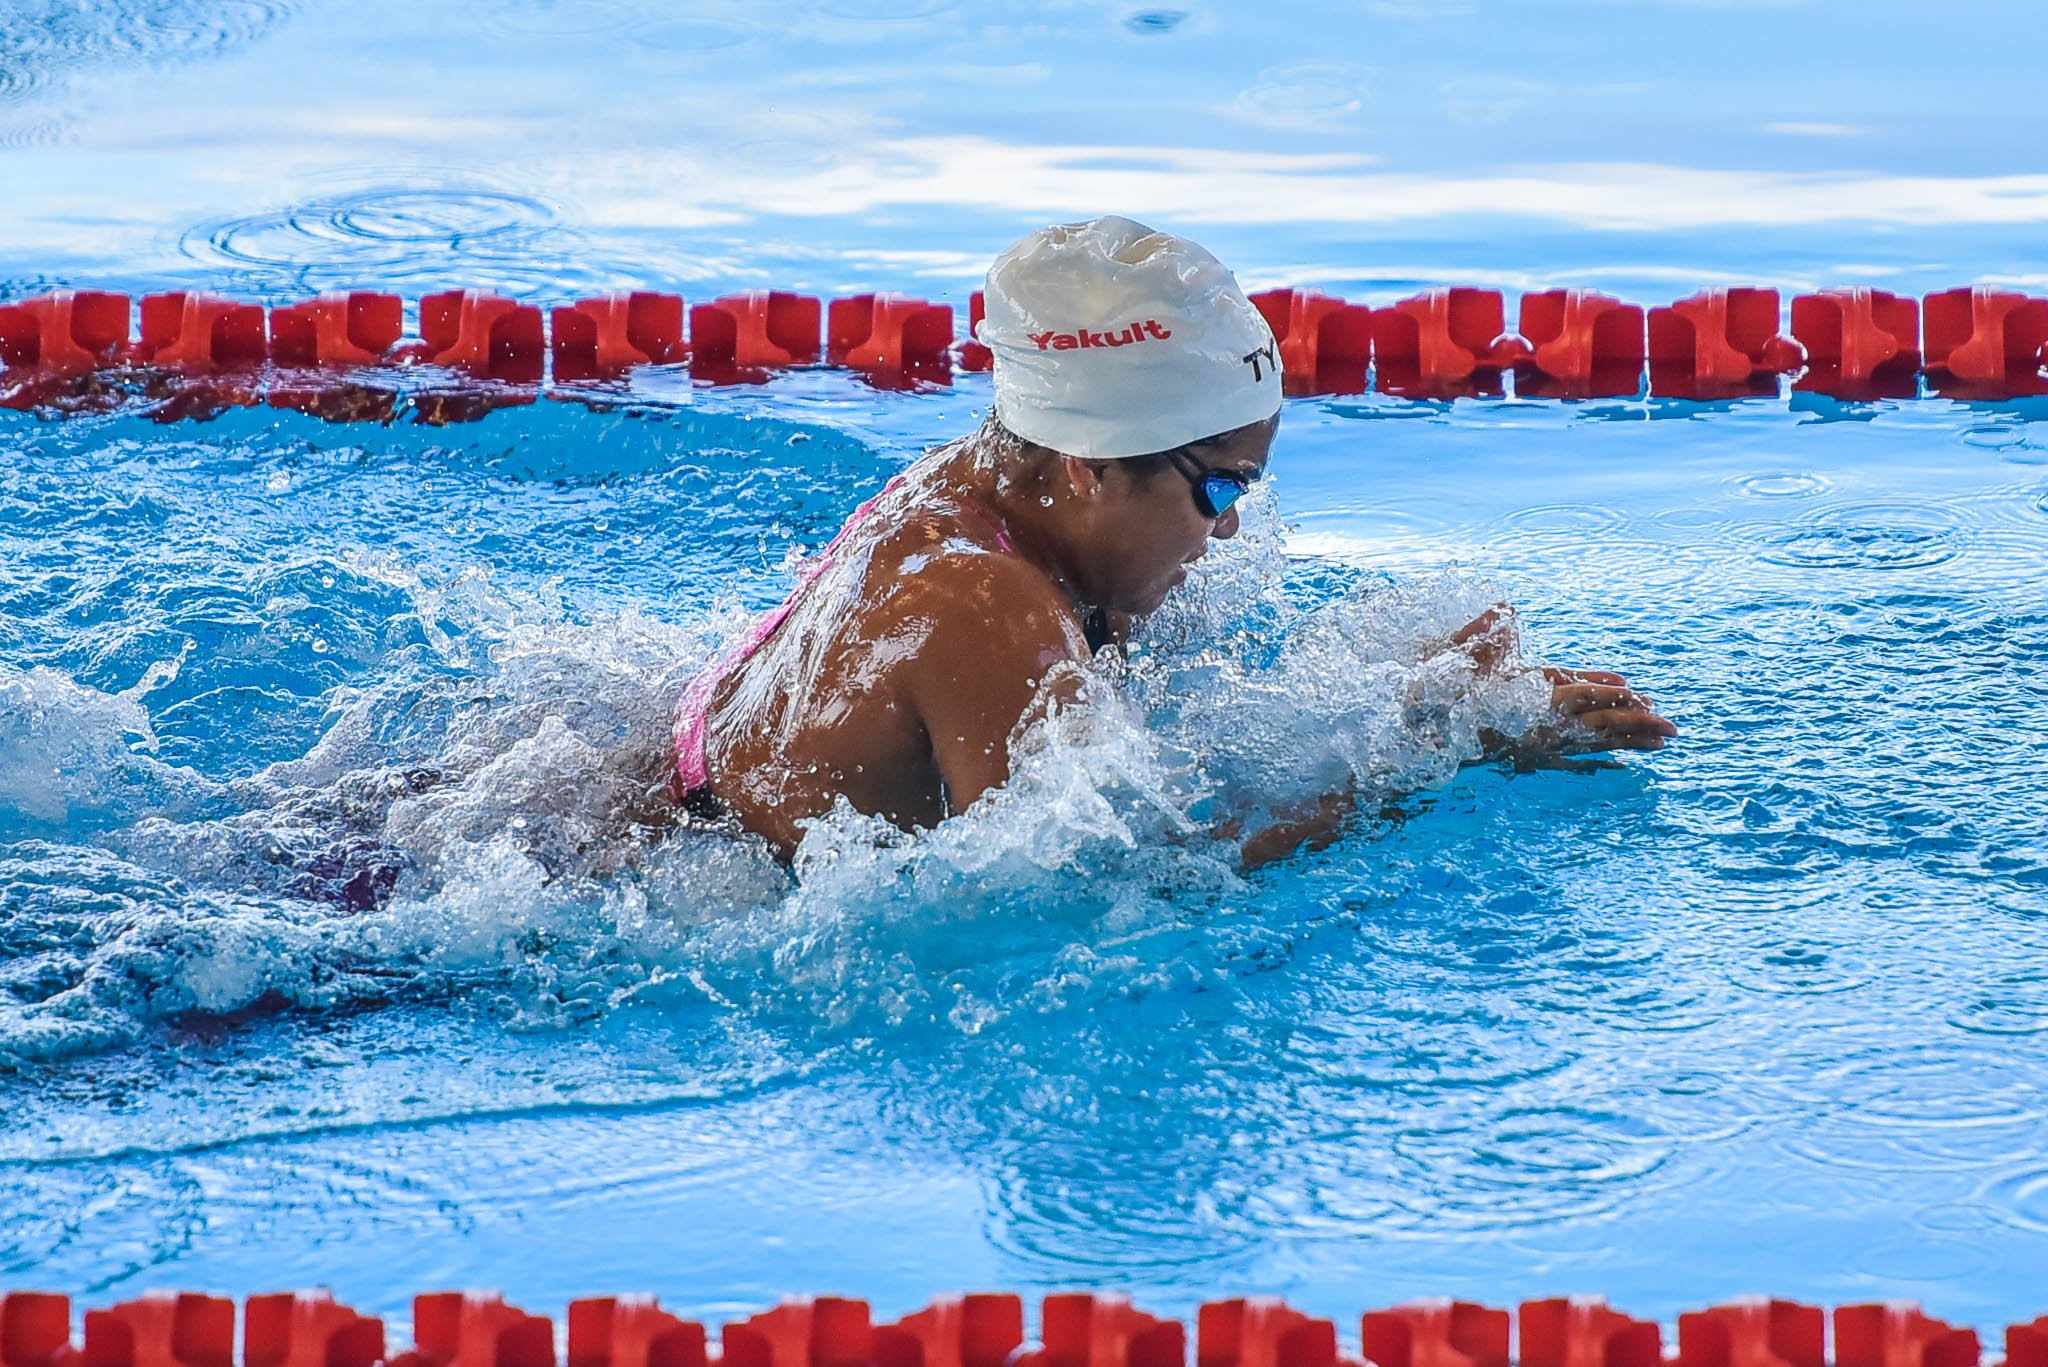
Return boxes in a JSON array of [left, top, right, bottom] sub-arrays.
[[1061, 455, 1107, 498]]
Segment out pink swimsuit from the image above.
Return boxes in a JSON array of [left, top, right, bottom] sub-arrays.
[[671, 480, 1015, 799]]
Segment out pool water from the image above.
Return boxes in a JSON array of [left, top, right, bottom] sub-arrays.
[[5, 0, 2048, 1340]]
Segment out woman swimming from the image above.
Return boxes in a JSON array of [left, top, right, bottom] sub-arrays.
[[672, 216, 1675, 865]]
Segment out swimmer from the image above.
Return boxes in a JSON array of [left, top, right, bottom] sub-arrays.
[[671, 216, 1676, 866]]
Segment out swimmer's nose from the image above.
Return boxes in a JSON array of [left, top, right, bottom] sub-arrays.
[[1212, 506, 1241, 540]]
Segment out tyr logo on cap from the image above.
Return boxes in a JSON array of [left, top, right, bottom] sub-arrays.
[[1242, 341, 1277, 383], [1028, 319, 1173, 351]]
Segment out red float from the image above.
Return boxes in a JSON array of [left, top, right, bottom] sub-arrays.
[[1020, 1295, 1184, 1367], [1789, 289, 1920, 399], [269, 293, 404, 368], [1834, 1306, 1977, 1367], [1518, 1299, 1660, 1367], [1922, 287, 2048, 397], [1195, 1299, 1336, 1367], [1248, 288, 1372, 396], [135, 293, 267, 371], [689, 292, 821, 383], [1677, 1301, 1824, 1367], [874, 1296, 1023, 1367], [1370, 289, 1514, 398], [2007, 1315, 2048, 1367], [393, 1295, 554, 1367], [401, 291, 545, 384], [1509, 289, 1646, 399], [1648, 288, 1803, 399], [552, 293, 686, 382], [0, 1293, 72, 1367], [721, 1299, 872, 1367], [80, 1294, 235, 1367], [566, 1297, 706, 1367], [243, 1294, 383, 1367], [828, 294, 954, 389], [1360, 1301, 1509, 1367], [0, 290, 131, 377]]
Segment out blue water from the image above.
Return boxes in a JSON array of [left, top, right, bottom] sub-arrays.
[[6, 0, 2048, 1343]]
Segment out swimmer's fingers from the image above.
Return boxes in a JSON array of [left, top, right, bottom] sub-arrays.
[[1563, 705, 1678, 751], [1551, 680, 1661, 716], [1543, 665, 1629, 688], [1547, 678, 1677, 754]]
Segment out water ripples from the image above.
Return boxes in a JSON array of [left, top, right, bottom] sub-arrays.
[[0, 0, 296, 105], [1758, 501, 1965, 571], [1731, 470, 1831, 499], [178, 184, 584, 298]]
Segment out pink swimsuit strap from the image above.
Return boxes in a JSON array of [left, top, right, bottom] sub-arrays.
[[670, 481, 1015, 797]]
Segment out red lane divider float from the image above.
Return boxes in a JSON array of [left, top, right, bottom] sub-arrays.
[[1509, 289, 1647, 399], [1518, 1299, 1661, 1367], [4, 1294, 2048, 1367], [1360, 1300, 1508, 1367], [567, 1299, 705, 1367], [690, 291, 820, 384], [1833, 1306, 1977, 1367], [2008, 1315, 2048, 1367], [1789, 289, 1920, 400], [81, 1293, 237, 1367], [0, 290, 130, 378], [872, 1294, 1021, 1367], [1369, 288, 1516, 398], [0, 1292, 73, 1367], [1196, 1299, 1335, 1367], [243, 1294, 385, 1367], [391, 1295, 554, 1367], [1648, 288, 1805, 400], [1249, 289, 1373, 397], [1923, 286, 2048, 398], [7, 282, 2048, 419], [551, 293, 686, 383], [1678, 1300, 1824, 1367], [827, 294, 953, 390]]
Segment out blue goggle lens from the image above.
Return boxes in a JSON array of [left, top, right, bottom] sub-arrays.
[[1200, 473, 1248, 518]]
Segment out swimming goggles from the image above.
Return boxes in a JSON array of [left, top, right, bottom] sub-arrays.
[[1164, 445, 1255, 520]]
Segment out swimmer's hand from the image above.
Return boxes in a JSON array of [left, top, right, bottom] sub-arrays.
[[1534, 666, 1678, 755], [1444, 607, 1677, 762]]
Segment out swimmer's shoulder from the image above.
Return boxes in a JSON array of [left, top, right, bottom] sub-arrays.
[[871, 507, 1088, 661]]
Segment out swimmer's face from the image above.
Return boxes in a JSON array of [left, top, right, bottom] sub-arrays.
[[1071, 413, 1277, 616]]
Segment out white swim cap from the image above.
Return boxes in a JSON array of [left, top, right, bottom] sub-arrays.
[[980, 215, 1282, 460]]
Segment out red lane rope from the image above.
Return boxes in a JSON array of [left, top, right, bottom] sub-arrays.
[[3, 285, 2047, 420], [1, 1292, 2043, 1367]]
